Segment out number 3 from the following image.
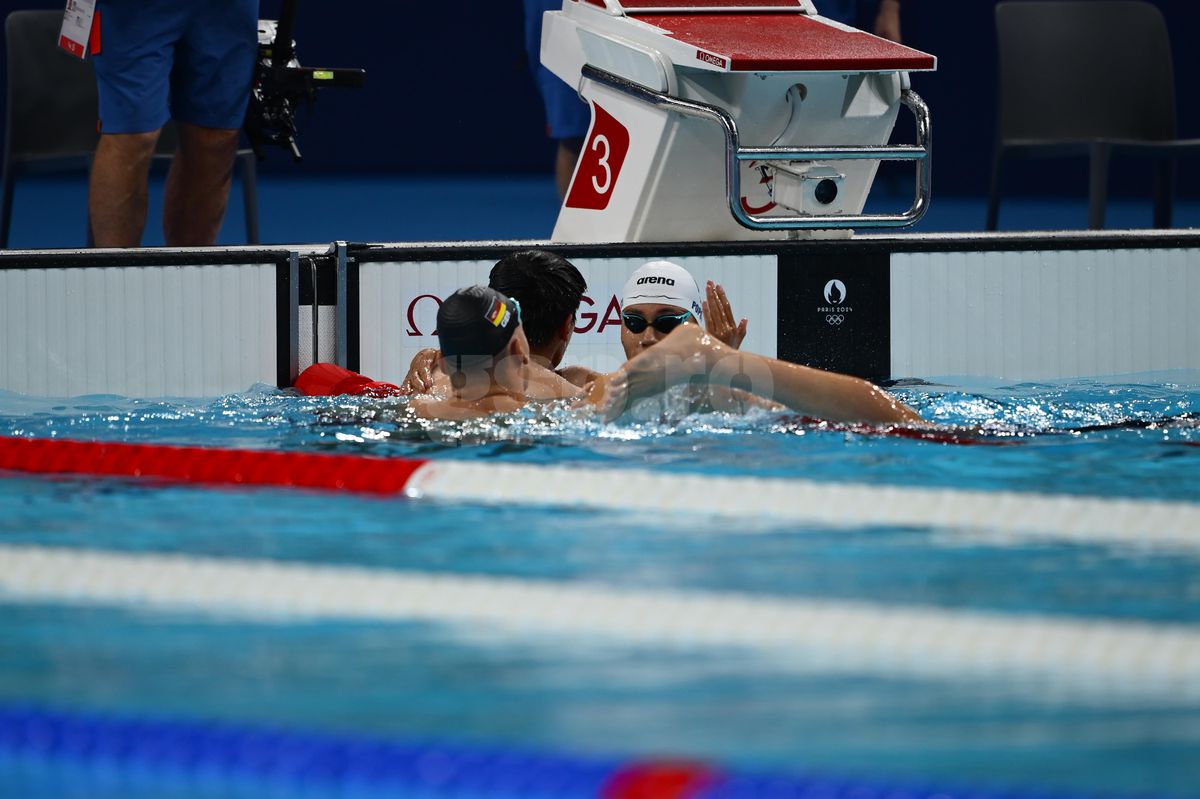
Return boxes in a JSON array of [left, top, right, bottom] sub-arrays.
[[591, 134, 612, 195]]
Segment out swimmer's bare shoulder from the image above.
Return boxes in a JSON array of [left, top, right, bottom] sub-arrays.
[[527, 364, 588, 400], [411, 394, 527, 420]]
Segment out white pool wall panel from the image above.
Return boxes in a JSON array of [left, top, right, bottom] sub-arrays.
[[0, 264, 277, 397], [890, 248, 1200, 381]]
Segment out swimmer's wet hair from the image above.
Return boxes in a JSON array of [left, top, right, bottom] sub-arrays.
[[490, 250, 586, 348]]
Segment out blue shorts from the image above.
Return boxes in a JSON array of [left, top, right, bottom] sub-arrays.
[[524, 0, 590, 141], [93, 0, 258, 134]]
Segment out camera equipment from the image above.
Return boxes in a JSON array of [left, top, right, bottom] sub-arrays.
[[244, 0, 366, 161]]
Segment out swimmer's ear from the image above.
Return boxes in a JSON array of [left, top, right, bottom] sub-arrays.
[[508, 332, 530, 365], [557, 313, 575, 341]]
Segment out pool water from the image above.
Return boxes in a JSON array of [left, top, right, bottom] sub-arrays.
[[1, 375, 1198, 798]]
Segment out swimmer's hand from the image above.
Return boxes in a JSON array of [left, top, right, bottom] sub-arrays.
[[703, 280, 748, 350], [591, 324, 718, 420], [399, 348, 442, 395], [582, 373, 624, 422]]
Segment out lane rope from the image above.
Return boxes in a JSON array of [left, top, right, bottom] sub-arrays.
[[2, 544, 1198, 703], [2, 436, 1198, 552], [0, 436, 423, 494], [404, 460, 1200, 553], [0, 704, 1129, 799]]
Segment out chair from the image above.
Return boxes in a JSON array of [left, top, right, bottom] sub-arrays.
[[986, 0, 1200, 230], [1, 9, 259, 248]]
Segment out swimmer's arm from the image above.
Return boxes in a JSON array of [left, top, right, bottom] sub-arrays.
[[598, 325, 920, 425], [556, 364, 602, 387], [715, 352, 921, 425], [704, 385, 786, 413]]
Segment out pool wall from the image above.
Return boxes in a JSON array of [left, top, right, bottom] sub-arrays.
[[1, 231, 1198, 396]]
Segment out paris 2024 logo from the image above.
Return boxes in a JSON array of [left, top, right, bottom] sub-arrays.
[[818, 279, 851, 326]]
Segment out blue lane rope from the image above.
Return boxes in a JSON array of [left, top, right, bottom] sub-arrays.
[[0, 704, 1171, 799], [0, 704, 618, 798]]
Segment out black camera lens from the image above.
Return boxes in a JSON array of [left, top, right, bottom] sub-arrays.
[[815, 179, 838, 205]]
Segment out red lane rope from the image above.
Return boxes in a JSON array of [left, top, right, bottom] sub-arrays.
[[602, 762, 719, 799], [775, 416, 1019, 446], [0, 437, 427, 495]]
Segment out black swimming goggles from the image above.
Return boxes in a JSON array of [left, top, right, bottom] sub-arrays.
[[621, 311, 692, 335]]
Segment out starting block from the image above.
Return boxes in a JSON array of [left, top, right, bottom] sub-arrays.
[[541, 0, 937, 241]]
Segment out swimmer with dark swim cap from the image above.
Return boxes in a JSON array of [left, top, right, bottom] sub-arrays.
[[438, 285, 523, 375], [412, 285, 574, 420], [400, 250, 588, 398]]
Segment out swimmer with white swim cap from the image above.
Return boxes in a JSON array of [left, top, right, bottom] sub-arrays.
[[620, 260, 748, 360], [595, 260, 920, 424]]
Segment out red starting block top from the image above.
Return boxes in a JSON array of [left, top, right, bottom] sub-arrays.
[[634, 13, 936, 72]]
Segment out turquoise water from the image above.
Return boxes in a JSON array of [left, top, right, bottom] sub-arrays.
[[1, 376, 1199, 797]]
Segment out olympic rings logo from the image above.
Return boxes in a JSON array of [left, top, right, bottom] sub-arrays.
[[825, 314, 845, 326]]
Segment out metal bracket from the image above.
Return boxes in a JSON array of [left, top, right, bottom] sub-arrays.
[[306, 255, 319, 364], [581, 64, 932, 230], [333, 241, 349, 367]]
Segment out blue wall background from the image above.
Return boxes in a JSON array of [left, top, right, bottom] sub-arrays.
[[3, 0, 1199, 198]]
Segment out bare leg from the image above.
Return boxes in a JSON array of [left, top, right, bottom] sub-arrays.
[[163, 123, 240, 246], [89, 131, 161, 248]]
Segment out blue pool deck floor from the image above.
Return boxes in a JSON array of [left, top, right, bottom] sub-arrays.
[[4, 173, 1200, 249]]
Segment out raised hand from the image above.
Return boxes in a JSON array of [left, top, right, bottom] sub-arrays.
[[702, 280, 748, 350]]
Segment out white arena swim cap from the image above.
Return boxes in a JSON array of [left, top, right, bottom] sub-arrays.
[[620, 260, 704, 322]]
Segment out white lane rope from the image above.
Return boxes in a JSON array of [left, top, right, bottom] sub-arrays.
[[3, 436, 1197, 553], [2, 544, 1198, 704], [405, 462, 1200, 554]]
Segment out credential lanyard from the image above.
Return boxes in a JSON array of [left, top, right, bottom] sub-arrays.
[[59, 0, 98, 59]]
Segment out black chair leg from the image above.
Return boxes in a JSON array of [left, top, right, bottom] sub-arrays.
[[1, 167, 15, 248], [1152, 158, 1175, 229], [985, 148, 1004, 231], [85, 155, 96, 247], [239, 151, 260, 244], [1087, 143, 1111, 230]]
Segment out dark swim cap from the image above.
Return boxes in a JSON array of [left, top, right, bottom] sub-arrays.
[[437, 285, 521, 362]]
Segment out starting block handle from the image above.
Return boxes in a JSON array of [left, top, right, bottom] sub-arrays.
[[581, 65, 932, 231]]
